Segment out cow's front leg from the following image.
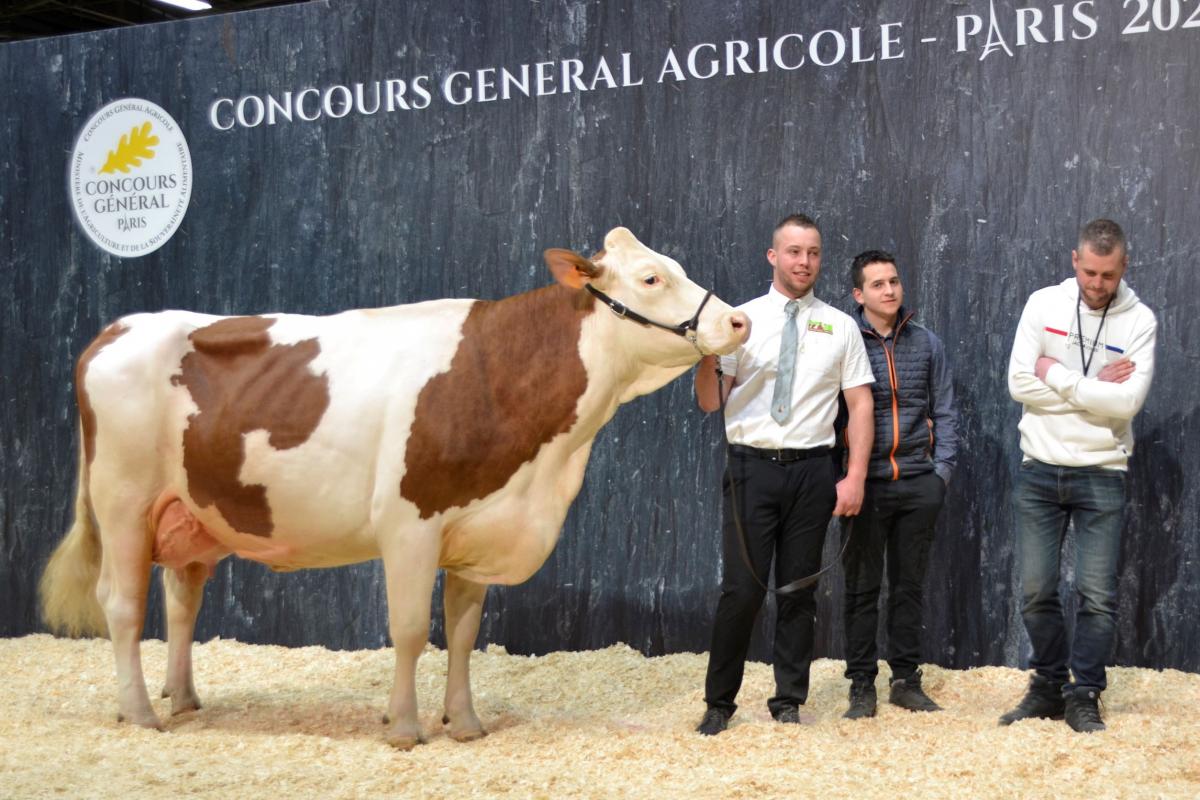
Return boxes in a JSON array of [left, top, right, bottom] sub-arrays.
[[442, 572, 486, 741], [380, 536, 439, 750], [161, 562, 208, 715]]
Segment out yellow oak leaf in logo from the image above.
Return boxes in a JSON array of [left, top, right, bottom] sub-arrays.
[[98, 121, 159, 174]]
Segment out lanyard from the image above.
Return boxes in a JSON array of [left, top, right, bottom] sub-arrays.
[[1076, 291, 1112, 376]]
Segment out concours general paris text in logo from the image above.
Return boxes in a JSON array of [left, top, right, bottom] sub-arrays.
[[69, 98, 192, 258]]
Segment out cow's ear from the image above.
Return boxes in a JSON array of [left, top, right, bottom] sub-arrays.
[[544, 248, 603, 289]]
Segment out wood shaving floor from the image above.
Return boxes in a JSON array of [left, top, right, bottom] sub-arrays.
[[2, 635, 1197, 799]]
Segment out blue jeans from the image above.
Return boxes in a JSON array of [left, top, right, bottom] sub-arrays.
[[1015, 459, 1126, 691]]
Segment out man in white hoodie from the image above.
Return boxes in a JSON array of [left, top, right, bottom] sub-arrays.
[[1001, 219, 1157, 733]]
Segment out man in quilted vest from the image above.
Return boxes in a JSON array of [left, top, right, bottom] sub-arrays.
[[842, 249, 959, 719]]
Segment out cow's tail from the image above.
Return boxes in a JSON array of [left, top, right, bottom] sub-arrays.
[[40, 424, 108, 638]]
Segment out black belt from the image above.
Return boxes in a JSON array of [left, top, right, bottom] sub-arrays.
[[728, 444, 830, 462]]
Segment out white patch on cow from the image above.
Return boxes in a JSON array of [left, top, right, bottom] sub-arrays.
[[254, 312, 315, 347], [85, 311, 215, 501]]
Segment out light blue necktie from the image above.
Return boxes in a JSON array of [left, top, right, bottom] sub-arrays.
[[771, 300, 799, 424]]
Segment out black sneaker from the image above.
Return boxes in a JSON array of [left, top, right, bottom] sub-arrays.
[[1064, 686, 1106, 733], [999, 675, 1066, 725], [888, 669, 942, 712], [772, 705, 801, 724], [844, 679, 877, 720], [696, 707, 731, 736]]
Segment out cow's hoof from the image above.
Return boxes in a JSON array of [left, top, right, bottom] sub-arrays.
[[163, 686, 202, 716], [449, 727, 487, 743], [170, 696, 202, 716], [442, 712, 486, 742], [384, 730, 425, 751], [117, 711, 164, 731]]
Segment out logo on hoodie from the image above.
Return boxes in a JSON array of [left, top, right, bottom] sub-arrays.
[[1044, 327, 1125, 354]]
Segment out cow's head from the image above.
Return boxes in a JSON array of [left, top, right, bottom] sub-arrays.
[[544, 228, 749, 373]]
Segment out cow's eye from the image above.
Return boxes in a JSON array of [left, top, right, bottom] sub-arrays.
[[643, 275, 659, 286]]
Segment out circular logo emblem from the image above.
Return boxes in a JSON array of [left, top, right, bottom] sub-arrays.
[[68, 98, 193, 258]]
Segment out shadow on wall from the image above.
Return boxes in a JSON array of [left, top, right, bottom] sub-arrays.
[[920, 429, 1024, 672], [1118, 406, 1197, 670]]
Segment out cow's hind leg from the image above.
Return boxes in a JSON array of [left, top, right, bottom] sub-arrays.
[[94, 505, 160, 729], [380, 536, 439, 750], [442, 572, 486, 742], [161, 563, 208, 715]]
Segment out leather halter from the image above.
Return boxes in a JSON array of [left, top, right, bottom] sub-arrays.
[[585, 283, 714, 353]]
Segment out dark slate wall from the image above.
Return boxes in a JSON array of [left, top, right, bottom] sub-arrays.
[[1, 0, 1197, 672]]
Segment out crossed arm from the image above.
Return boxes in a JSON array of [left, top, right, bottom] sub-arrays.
[[1007, 300, 1156, 419]]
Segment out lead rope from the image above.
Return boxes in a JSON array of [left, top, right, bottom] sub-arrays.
[[716, 362, 853, 595]]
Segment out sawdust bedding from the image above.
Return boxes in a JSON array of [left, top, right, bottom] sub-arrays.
[[2, 634, 1197, 799]]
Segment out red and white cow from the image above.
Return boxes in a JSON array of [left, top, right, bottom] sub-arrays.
[[40, 227, 749, 748]]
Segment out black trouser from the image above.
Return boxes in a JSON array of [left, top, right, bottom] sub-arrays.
[[703, 450, 836, 716], [842, 470, 945, 682]]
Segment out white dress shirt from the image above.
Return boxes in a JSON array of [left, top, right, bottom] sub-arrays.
[[719, 285, 874, 449]]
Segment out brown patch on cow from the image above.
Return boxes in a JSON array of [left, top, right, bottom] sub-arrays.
[[171, 317, 330, 536], [401, 284, 593, 518], [574, 287, 597, 312], [77, 321, 130, 465]]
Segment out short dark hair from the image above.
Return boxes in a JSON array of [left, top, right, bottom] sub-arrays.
[[1079, 219, 1127, 257], [851, 249, 896, 290], [774, 213, 820, 237]]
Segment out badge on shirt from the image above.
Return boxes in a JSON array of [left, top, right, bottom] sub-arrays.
[[807, 320, 833, 334]]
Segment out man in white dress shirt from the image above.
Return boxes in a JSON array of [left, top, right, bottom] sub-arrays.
[[694, 213, 875, 735]]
